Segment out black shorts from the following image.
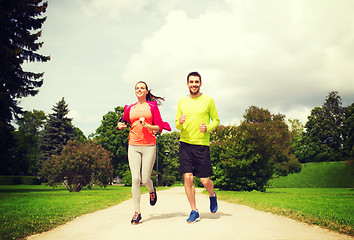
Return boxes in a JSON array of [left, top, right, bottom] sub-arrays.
[[178, 141, 213, 178]]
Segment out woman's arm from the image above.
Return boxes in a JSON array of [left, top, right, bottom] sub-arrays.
[[139, 117, 160, 132]]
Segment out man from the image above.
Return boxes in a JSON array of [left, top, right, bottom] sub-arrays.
[[175, 71, 220, 223]]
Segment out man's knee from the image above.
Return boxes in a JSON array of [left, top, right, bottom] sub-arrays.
[[184, 173, 194, 185], [200, 177, 211, 186]]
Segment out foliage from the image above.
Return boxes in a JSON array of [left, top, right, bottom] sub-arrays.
[[0, 0, 49, 175], [210, 106, 301, 191], [0, 123, 15, 175], [40, 140, 114, 192], [0, 176, 41, 185], [0, 185, 146, 240], [40, 98, 75, 166], [343, 103, 354, 158], [155, 131, 181, 186], [13, 110, 47, 175], [91, 106, 130, 178], [301, 91, 347, 162], [73, 127, 87, 143]]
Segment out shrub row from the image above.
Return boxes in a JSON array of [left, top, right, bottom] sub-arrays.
[[0, 176, 42, 185]]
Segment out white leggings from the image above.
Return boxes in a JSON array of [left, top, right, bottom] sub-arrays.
[[128, 145, 156, 211]]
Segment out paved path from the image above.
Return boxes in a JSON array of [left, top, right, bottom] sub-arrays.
[[27, 187, 353, 240]]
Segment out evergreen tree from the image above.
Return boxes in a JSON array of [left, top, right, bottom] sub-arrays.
[[305, 91, 345, 161], [40, 98, 74, 165], [0, 0, 49, 174]]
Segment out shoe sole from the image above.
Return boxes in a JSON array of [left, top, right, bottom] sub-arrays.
[[187, 218, 200, 223], [131, 221, 142, 225]]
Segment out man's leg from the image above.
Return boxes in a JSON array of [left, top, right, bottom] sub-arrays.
[[184, 173, 197, 210], [200, 177, 218, 213], [200, 177, 215, 197]]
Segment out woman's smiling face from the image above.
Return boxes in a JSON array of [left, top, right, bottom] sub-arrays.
[[135, 82, 148, 99]]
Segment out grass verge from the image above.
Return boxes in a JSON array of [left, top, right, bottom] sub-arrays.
[[269, 161, 354, 188], [215, 188, 354, 236], [0, 185, 148, 240]]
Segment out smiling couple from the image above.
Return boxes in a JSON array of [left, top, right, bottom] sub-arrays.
[[117, 72, 220, 224]]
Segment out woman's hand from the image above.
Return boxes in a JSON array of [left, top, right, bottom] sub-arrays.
[[139, 117, 146, 127], [117, 122, 127, 130]]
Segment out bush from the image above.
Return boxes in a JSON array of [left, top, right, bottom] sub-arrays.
[[40, 140, 114, 192], [210, 107, 301, 191]]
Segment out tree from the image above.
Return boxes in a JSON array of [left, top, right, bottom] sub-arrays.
[[343, 103, 354, 158], [40, 140, 114, 192], [91, 106, 130, 178], [40, 98, 74, 165], [210, 106, 301, 191], [154, 131, 181, 186], [304, 91, 346, 161], [13, 110, 47, 175], [0, 0, 49, 174], [73, 127, 87, 143]]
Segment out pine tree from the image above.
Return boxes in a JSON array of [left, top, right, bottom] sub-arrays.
[[40, 98, 74, 165], [0, 0, 49, 174]]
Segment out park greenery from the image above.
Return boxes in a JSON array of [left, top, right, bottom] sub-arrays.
[[40, 140, 114, 192], [0, 0, 50, 175], [0, 161, 353, 240], [0, 91, 352, 192], [0, 2, 353, 239], [1, 0, 352, 192]]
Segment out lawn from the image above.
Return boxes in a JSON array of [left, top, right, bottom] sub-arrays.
[[269, 161, 354, 188], [0, 185, 147, 240], [215, 187, 354, 236]]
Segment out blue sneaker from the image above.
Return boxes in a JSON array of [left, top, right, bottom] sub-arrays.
[[210, 193, 218, 213], [187, 210, 200, 223]]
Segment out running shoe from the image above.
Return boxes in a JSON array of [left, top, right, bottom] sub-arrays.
[[131, 212, 142, 225], [210, 193, 218, 213], [150, 187, 157, 206], [187, 210, 200, 223]]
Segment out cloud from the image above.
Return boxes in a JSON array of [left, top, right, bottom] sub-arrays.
[[122, 0, 354, 128], [20, 0, 354, 137]]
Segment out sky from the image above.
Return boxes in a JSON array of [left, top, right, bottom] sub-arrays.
[[22, 0, 354, 137]]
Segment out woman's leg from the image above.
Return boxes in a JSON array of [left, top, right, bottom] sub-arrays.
[[140, 145, 156, 192], [128, 145, 142, 211]]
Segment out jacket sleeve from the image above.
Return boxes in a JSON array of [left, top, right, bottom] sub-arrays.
[[122, 104, 132, 124], [150, 102, 171, 133]]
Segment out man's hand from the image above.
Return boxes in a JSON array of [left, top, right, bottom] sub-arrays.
[[179, 114, 186, 124], [200, 123, 207, 133]]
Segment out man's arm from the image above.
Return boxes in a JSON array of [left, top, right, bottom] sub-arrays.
[[206, 98, 220, 132]]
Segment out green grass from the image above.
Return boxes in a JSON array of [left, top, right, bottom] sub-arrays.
[[0, 185, 148, 240], [215, 188, 354, 235], [269, 161, 354, 188], [213, 162, 354, 235]]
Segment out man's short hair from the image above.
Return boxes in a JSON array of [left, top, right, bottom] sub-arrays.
[[187, 72, 201, 82]]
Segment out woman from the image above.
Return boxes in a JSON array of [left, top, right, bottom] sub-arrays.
[[117, 81, 171, 225]]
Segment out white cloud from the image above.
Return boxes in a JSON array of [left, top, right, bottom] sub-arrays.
[[122, 0, 354, 129], [20, 0, 354, 136]]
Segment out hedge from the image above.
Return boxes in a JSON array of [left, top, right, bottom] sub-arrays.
[[0, 176, 42, 185]]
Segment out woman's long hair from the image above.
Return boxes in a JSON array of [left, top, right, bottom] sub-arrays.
[[136, 81, 165, 106]]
